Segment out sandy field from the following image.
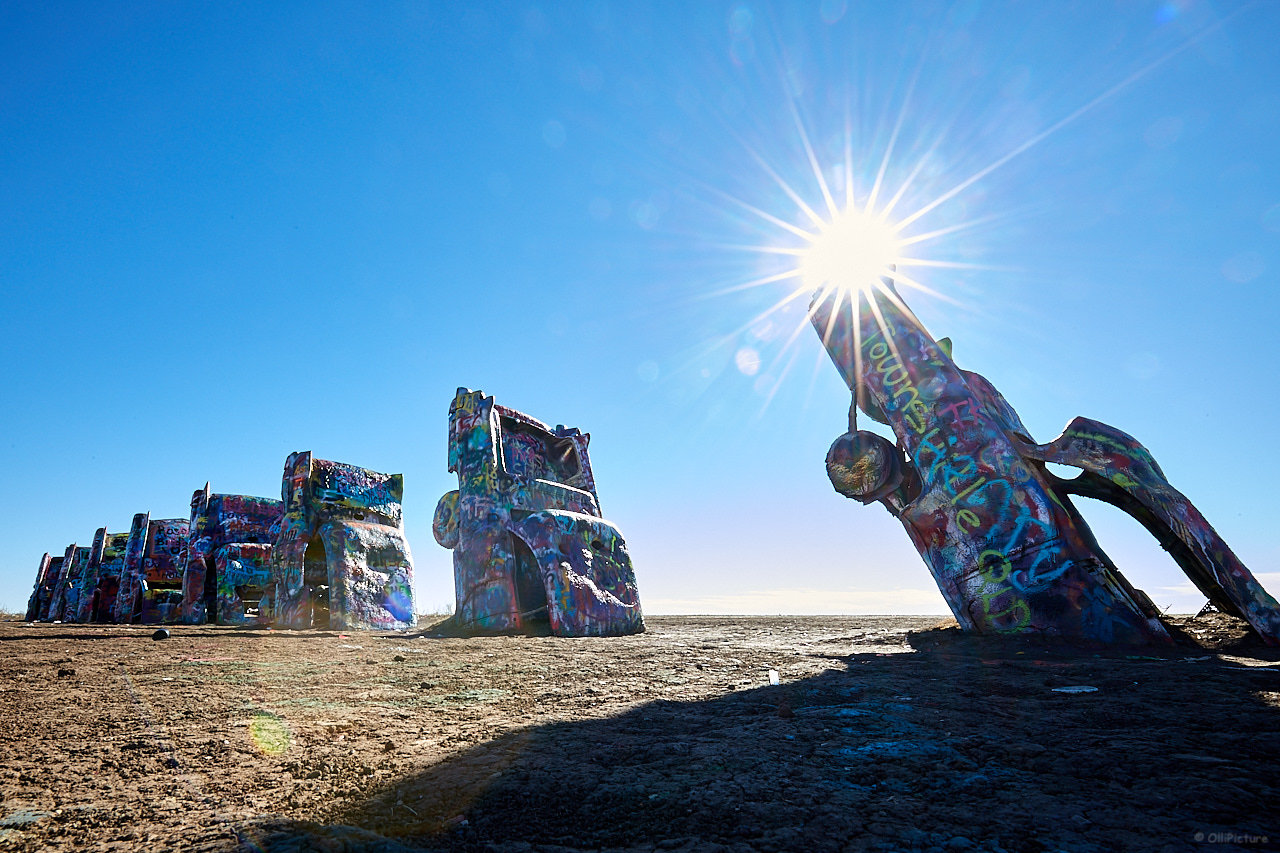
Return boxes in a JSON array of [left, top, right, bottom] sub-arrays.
[[0, 613, 1277, 853]]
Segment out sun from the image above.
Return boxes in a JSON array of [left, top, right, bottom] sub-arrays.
[[689, 20, 1214, 415], [799, 208, 903, 295]]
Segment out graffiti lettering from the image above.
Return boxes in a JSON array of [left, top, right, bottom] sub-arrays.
[[860, 317, 1048, 630]]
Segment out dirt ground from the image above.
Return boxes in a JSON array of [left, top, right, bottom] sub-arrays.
[[0, 614, 1277, 853]]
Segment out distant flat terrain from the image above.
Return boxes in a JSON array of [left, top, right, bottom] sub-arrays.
[[0, 614, 1276, 852]]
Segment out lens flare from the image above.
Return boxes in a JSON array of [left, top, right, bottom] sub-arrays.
[[800, 209, 903, 295], [249, 711, 290, 756]]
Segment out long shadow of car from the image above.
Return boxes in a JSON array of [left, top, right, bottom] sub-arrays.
[[246, 624, 1280, 853]]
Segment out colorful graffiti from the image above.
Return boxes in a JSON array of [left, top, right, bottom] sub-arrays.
[[25, 553, 62, 622], [811, 279, 1280, 645], [1020, 419, 1280, 643], [113, 513, 151, 623], [73, 529, 130, 623], [138, 519, 191, 624], [28, 454, 412, 632], [270, 452, 415, 631], [434, 388, 644, 637], [180, 485, 283, 625], [71, 528, 109, 624], [45, 544, 89, 623]]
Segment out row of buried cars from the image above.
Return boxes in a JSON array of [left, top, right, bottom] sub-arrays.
[[26, 388, 646, 636], [25, 451, 416, 631]]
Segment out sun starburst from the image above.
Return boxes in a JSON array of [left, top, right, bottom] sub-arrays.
[[799, 207, 903, 297], [673, 8, 1234, 420]]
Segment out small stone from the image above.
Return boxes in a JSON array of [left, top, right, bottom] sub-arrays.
[[393, 655, 406, 662], [152, 629, 170, 641], [57, 668, 75, 677]]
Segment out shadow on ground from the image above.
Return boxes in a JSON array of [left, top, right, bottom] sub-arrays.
[[239, 616, 1280, 853]]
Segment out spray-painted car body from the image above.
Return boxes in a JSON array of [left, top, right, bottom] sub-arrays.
[[74, 529, 130, 623], [1019, 418, 1280, 642], [180, 487, 283, 625], [46, 544, 90, 622], [26, 553, 64, 622], [434, 388, 644, 637], [71, 528, 109, 623], [213, 543, 275, 624], [134, 519, 191, 624], [94, 532, 130, 622], [111, 515, 189, 625], [811, 282, 1279, 645], [270, 452, 415, 631], [113, 513, 152, 623]]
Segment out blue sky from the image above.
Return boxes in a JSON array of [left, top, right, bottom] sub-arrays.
[[3, 1, 1278, 616]]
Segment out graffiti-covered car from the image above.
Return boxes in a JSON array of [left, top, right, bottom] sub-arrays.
[[270, 452, 415, 631], [26, 552, 64, 622], [74, 528, 131, 623], [114, 513, 151, 623], [811, 276, 1280, 645], [46, 543, 90, 623], [180, 486, 283, 625], [116, 518, 190, 624], [434, 388, 644, 637]]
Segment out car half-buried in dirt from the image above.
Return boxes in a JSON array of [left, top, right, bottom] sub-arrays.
[[113, 516, 191, 624], [74, 527, 131, 623], [26, 552, 63, 622], [811, 275, 1280, 646], [179, 487, 284, 625], [433, 388, 644, 637], [270, 452, 416, 631]]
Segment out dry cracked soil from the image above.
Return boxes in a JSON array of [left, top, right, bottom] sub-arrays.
[[0, 614, 1278, 853]]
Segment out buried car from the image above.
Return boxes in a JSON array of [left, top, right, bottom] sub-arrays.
[[26, 552, 63, 623], [270, 452, 415, 631], [113, 514, 192, 624], [811, 275, 1280, 645], [131, 518, 191, 624], [434, 387, 644, 637], [74, 527, 131, 623], [180, 486, 283, 625]]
